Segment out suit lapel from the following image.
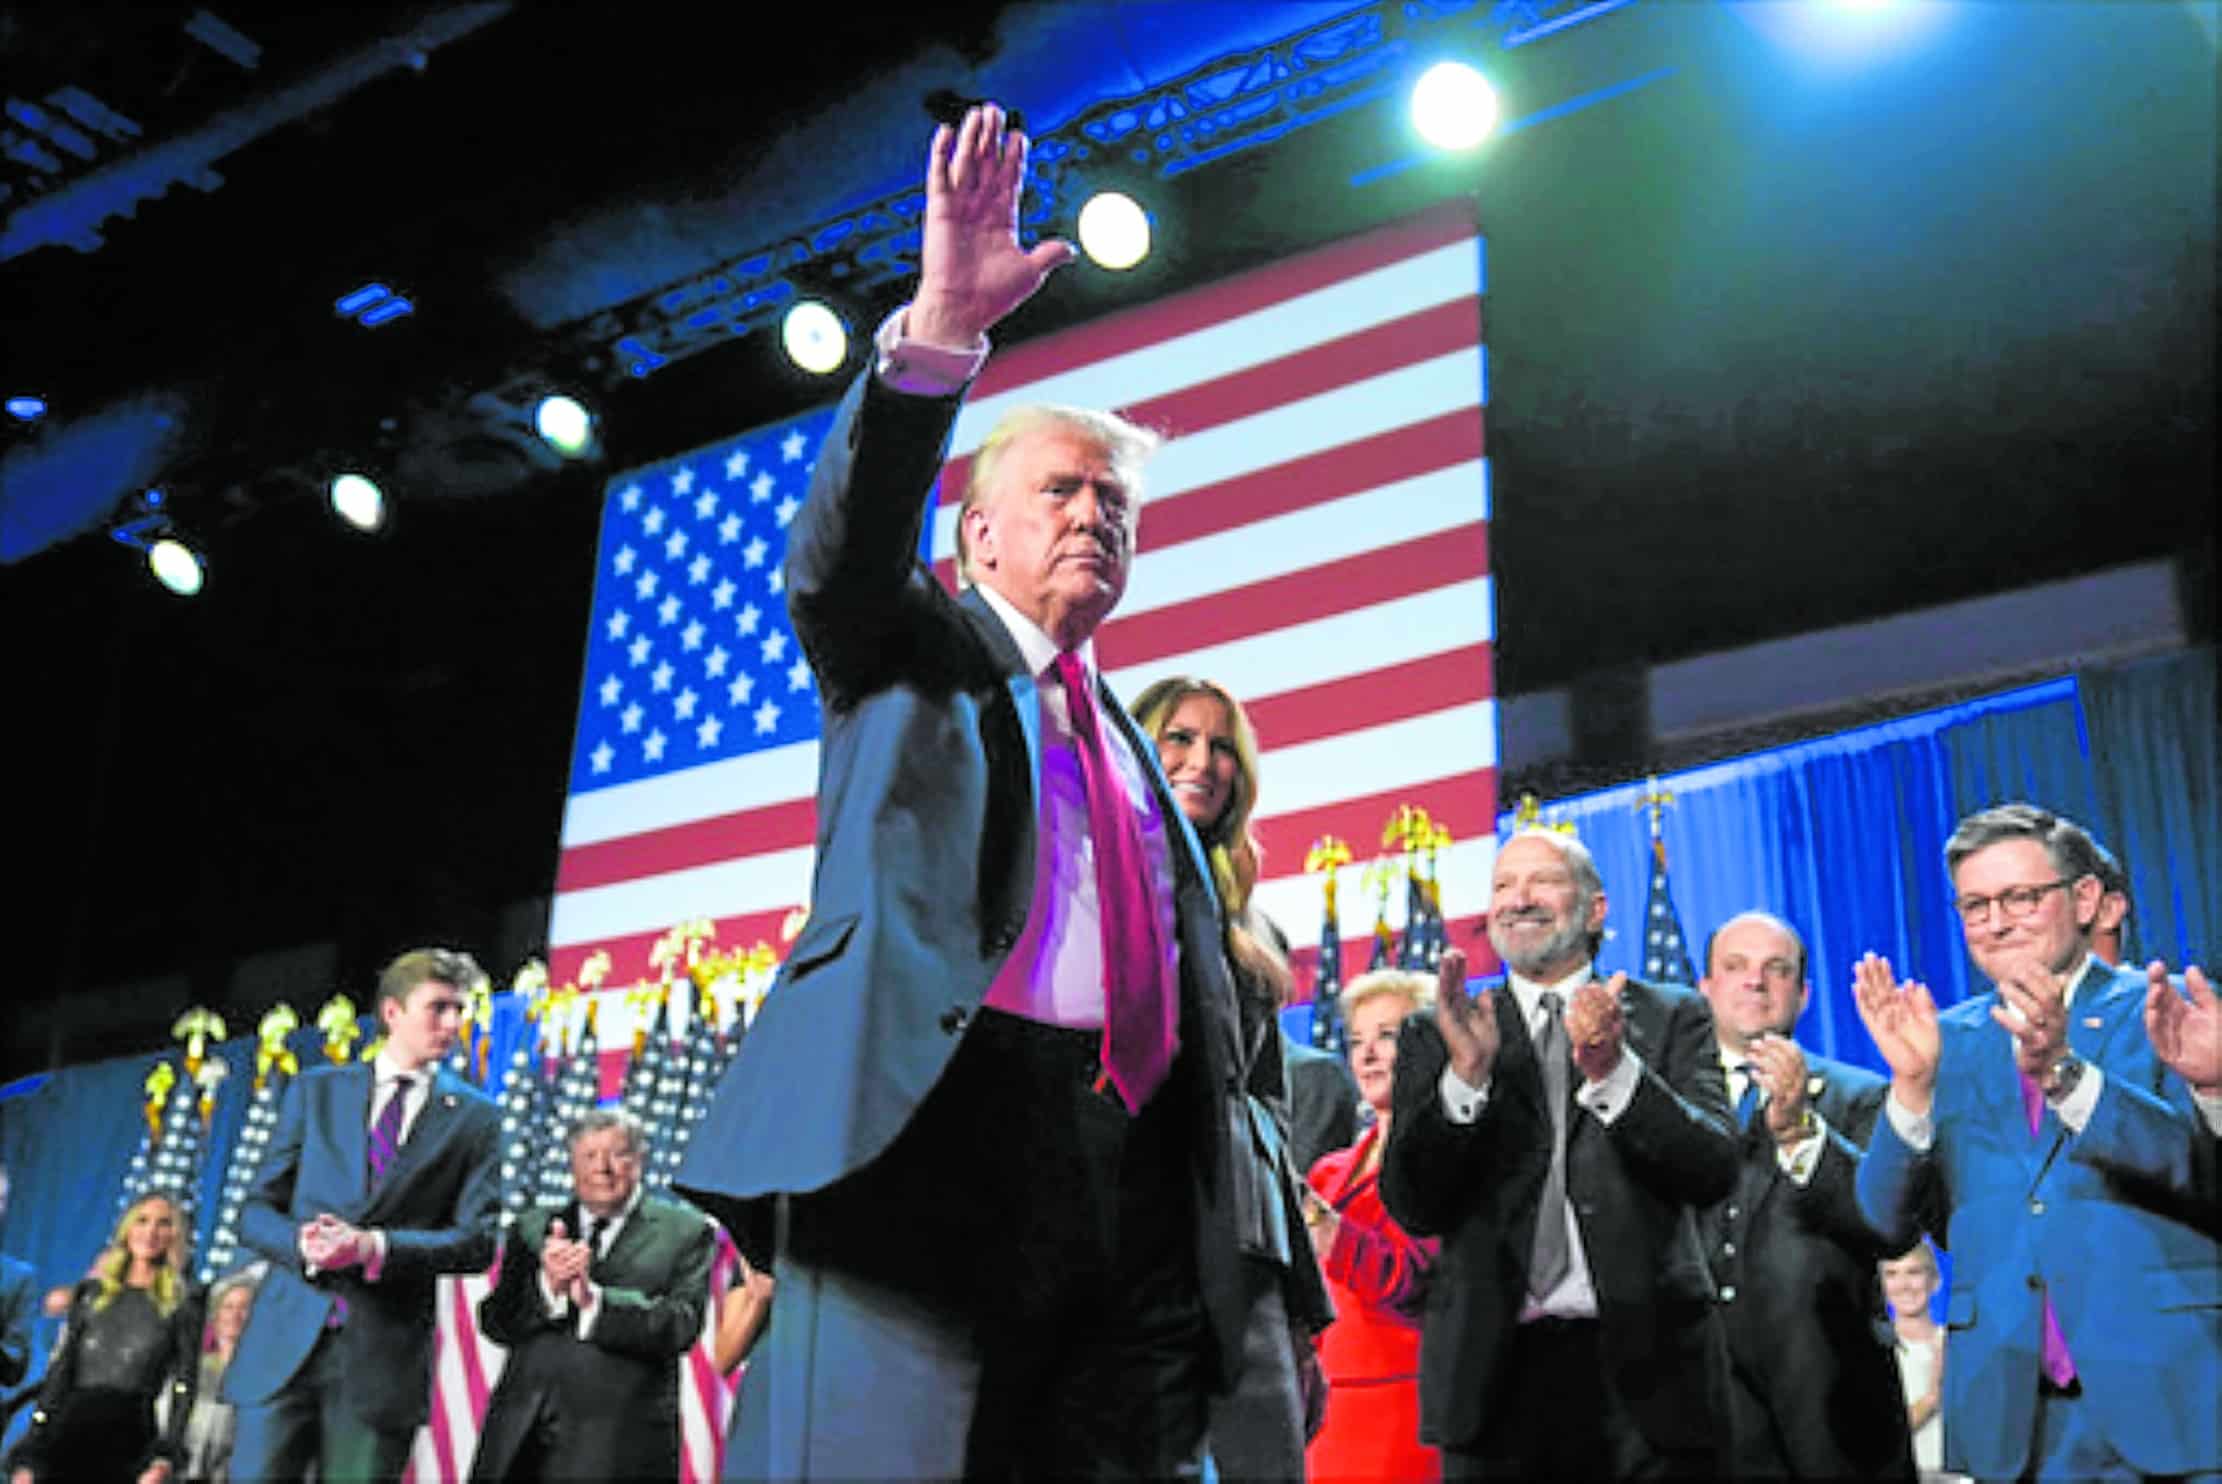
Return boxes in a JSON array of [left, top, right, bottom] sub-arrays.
[[361, 1068, 457, 1220], [333, 1063, 374, 1206]]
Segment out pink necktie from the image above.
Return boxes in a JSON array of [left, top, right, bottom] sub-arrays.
[[2017, 1069, 2079, 1388], [1053, 653, 1175, 1111]]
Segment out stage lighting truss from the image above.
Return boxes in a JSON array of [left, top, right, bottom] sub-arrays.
[[589, 0, 1633, 384]]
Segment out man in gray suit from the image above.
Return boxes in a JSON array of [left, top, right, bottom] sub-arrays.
[[677, 102, 1257, 1478]]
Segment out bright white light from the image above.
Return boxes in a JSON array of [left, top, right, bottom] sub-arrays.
[[148, 537, 205, 596], [534, 395, 594, 457], [329, 472, 386, 532], [1077, 192, 1152, 271], [1411, 61, 1500, 151], [1735, 0, 1950, 69], [781, 301, 850, 375]]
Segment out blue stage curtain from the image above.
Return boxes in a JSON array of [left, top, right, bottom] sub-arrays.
[[2080, 646, 2217, 969]]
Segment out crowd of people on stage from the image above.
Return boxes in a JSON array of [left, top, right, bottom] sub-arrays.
[[5, 98, 2217, 1483]]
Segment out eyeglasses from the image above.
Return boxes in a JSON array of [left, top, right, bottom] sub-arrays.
[[1954, 877, 2074, 927]]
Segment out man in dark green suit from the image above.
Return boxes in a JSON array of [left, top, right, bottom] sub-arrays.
[[471, 1109, 715, 1482]]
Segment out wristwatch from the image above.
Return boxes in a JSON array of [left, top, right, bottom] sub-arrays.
[[2041, 1054, 2087, 1101]]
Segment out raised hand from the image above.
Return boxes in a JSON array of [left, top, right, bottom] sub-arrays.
[[542, 1218, 589, 1302], [911, 103, 1077, 350], [1567, 973, 1628, 1083], [1853, 952, 1940, 1114], [1433, 947, 1499, 1088], [1991, 962, 2070, 1081], [1748, 1033, 1811, 1144], [2146, 961, 2222, 1094]]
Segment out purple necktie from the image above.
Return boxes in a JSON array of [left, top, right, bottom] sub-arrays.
[[368, 1075, 413, 1188], [1052, 653, 1175, 1112], [2017, 1068, 2078, 1388]]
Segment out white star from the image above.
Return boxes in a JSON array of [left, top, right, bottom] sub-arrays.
[[727, 673, 755, 706], [718, 513, 743, 544], [704, 645, 730, 677], [681, 619, 705, 652], [760, 632, 788, 664], [753, 699, 782, 734], [619, 483, 644, 512], [598, 675, 622, 706], [775, 495, 799, 527], [750, 472, 775, 503], [621, 703, 644, 734], [590, 742, 615, 774], [737, 603, 762, 636], [674, 688, 699, 721], [658, 594, 681, 625], [634, 570, 659, 601], [781, 429, 807, 462], [710, 578, 736, 610], [694, 489, 719, 520], [627, 636, 652, 667], [604, 610, 631, 640], [651, 661, 675, 693], [688, 554, 712, 585], [787, 656, 813, 692], [644, 729, 668, 762], [664, 529, 689, 561], [742, 536, 768, 570], [612, 545, 638, 575], [696, 715, 724, 748], [725, 449, 750, 479], [671, 467, 696, 496], [768, 568, 785, 595], [643, 506, 667, 536]]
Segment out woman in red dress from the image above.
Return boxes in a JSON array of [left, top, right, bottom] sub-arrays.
[[1305, 969, 1441, 1482]]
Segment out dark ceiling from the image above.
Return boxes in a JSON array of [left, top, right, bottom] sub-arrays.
[[3, 0, 2214, 1079]]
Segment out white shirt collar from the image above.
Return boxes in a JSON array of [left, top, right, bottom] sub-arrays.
[[372, 1048, 432, 1087], [1506, 961, 1595, 1025], [582, 1181, 645, 1231], [974, 579, 1099, 682]]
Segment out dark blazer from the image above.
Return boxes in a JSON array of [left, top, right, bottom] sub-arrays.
[[1859, 957, 2221, 1479], [0, 1252, 34, 1389], [1283, 1033, 1359, 1176], [470, 1197, 716, 1482], [223, 1062, 501, 1434], [674, 370, 1252, 1386], [1380, 975, 1739, 1455], [1706, 1051, 1912, 1480]]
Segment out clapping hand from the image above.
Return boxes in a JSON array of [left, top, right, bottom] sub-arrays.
[[1852, 953, 1940, 1115], [1566, 974, 1628, 1083], [1991, 961, 2071, 1082], [542, 1218, 591, 1307], [1433, 947, 1499, 1088], [1748, 1033, 1812, 1145], [910, 103, 1076, 351], [2145, 962, 2222, 1095]]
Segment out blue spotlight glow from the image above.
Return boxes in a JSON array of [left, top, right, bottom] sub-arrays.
[[6, 395, 46, 421]]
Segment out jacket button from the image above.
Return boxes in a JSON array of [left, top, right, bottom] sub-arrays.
[[1722, 1242, 1736, 1259], [1725, 1204, 1741, 1221], [2029, 1199, 2045, 1215], [1719, 1285, 1738, 1303], [940, 1007, 971, 1036], [2027, 1274, 2044, 1290]]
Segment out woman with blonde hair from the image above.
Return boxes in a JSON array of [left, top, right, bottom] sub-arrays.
[[6, 1193, 201, 1484], [1305, 969, 1442, 1482], [1132, 674, 1335, 1478]]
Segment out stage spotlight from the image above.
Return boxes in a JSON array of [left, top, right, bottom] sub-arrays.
[[533, 395, 595, 458], [1411, 61, 1500, 151], [781, 300, 850, 375], [148, 536, 205, 597], [6, 395, 45, 422], [1078, 192, 1151, 271], [329, 472, 386, 532]]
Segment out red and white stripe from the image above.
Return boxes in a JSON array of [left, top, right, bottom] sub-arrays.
[[549, 202, 1496, 992]]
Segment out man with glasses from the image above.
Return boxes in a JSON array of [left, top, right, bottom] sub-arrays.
[[1851, 803, 2220, 1482]]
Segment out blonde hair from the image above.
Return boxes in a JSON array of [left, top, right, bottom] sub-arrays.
[[1881, 1239, 1941, 1285], [1130, 676, 1265, 912], [955, 404, 1160, 584], [1340, 968, 1437, 1024], [94, 1192, 190, 1318]]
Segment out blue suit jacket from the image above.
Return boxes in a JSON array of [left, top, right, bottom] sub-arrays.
[[674, 370, 1251, 1384], [1857, 957, 2221, 1478], [222, 1062, 501, 1433]]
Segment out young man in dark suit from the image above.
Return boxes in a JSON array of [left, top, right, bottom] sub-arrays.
[[1382, 828, 1739, 1479], [1698, 911, 1912, 1479], [224, 947, 502, 1482], [470, 1107, 714, 1482]]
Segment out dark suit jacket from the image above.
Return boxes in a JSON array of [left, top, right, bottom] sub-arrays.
[[1283, 1033, 1359, 1176], [673, 370, 1252, 1387], [1859, 957, 2221, 1479], [470, 1197, 716, 1482], [0, 1252, 33, 1389], [1707, 1051, 1912, 1480], [223, 1062, 501, 1434], [1381, 975, 1739, 1455]]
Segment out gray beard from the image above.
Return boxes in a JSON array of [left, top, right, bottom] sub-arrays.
[[1491, 914, 1591, 980]]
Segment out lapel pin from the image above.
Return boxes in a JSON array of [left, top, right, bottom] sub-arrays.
[[441, 1094, 458, 1108], [2082, 1017, 2102, 1029], [1806, 1076, 1825, 1097]]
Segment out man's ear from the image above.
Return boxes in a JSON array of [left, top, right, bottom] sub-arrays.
[[964, 505, 995, 572]]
